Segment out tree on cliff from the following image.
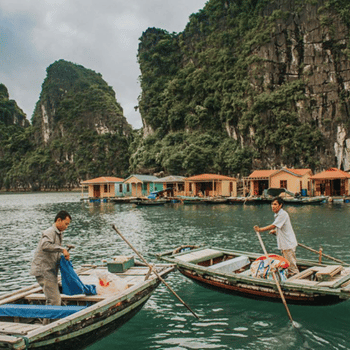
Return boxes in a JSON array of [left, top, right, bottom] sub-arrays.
[[0, 61, 133, 190], [132, 0, 350, 175]]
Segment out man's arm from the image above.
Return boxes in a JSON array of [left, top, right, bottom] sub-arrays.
[[254, 224, 276, 233]]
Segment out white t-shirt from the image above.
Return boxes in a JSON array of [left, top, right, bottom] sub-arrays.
[[272, 208, 298, 250]]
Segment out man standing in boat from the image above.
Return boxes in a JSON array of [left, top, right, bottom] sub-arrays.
[[30, 210, 71, 306], [254, 197, 299, 277]]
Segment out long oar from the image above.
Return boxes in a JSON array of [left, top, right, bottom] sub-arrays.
[[255, 229, 295, 327], [297, 243, 349, 266], [112, 225, 199, 319], [268, 231, 348, 266]]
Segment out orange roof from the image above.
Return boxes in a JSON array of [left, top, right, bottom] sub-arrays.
[[284, 168, 311, 176], [310, 168, 350, 180], [249, 170, 276, 178], [185, 174, 236, 181], [81, 176, 124, 184], [249, 168, 311, 178]]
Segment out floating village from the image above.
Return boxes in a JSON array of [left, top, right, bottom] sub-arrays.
[[80, 167, 350, 205]]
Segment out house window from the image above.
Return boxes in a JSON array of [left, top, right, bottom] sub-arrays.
[[119, 184, 123, 192], [280, 180, 287, 188], [104, 184, 108, 192], [230, 182, 233, 192], [189, 183, 192, 192], [300, 181, 302, 191], [126, 184, 130, 192], [143, 183, 147, 191]]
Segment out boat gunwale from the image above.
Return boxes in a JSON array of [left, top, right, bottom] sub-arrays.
[[0, 264, 174, 348], [157, 247, 350, 298]]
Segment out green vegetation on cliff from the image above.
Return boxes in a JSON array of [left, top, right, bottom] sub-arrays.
[[133, 0, 349, 175], [0, 61, 132, 191]]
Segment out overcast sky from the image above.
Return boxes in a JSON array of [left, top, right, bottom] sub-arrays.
[[0, 0, 208, 129]]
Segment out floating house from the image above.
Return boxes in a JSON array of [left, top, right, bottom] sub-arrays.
[[81, 176, 124, 201], [123, 175, 161, 197], [184, 174, 237, 197], [247, 168, 313, 196], [153, 175, 186, 197], [310, 168, 350, 196]]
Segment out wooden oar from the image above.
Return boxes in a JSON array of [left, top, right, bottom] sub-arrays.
[[112, 225, 199, 319], [297, 243, 349, 266], [268, 231, 348, 266], [255, 229, 295, 327]]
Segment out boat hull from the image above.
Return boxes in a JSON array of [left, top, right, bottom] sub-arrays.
[[34, 286, 155, 350], [157, 246, 350, 306], [0, 264, 174, 350], [180, 268, 342, 306]]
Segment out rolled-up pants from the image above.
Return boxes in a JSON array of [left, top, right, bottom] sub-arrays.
[[36, 276, 61, 306], [282, 249, 299, 277]]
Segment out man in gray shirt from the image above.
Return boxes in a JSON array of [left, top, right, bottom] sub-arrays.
[[31, 211, 71, 306], [254, 197, 299, 276]]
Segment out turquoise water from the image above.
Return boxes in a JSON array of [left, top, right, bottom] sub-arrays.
[[1, 192, 349, 349]]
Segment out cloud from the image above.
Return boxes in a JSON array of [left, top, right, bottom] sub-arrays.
[[0, 0, 207, 128]]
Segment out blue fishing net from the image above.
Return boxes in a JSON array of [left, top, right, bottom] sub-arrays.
[[60, 256, 97, 295]]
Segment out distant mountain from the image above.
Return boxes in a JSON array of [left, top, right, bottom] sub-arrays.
[[133, 0, 350, 175], [0, 83, 29, 127], [0, 60, 133, 191]]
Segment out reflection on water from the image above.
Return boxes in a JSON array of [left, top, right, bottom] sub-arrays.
[[0, 192, 350, 350]]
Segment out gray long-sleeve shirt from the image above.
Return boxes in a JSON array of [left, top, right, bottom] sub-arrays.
[[30, 224, 65, 282]]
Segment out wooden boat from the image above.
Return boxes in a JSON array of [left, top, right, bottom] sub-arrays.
[[0, 262, 174, 350], [131, 199, 167, 206], [178, 196, 206, 204], [157, 246, 350, 306], [227, 197, 269, 204], [203, 197, 228, 204], [283, 196, 327, 205]]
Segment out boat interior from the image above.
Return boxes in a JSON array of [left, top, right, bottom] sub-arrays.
[[174, 248, 350, 289], [0, 263, 162, 337]]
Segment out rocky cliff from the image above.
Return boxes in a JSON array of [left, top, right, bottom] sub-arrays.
[[32, 59, 131, 145], [135, 0, 350, 175], [0, 84, 29, 128], [1, 60, 132, 190]]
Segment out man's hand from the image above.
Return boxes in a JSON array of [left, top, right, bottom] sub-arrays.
[[269, 229, 276, 235], [62, 249, 70, 261], [253, 225, 260, 232]]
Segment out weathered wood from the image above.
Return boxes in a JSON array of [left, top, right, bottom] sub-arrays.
[[0, 334, 23, 344], [176, 249, 222, 263], [0, 263, 175, 350], [287, 267, 321, 282], [25, 293, 105, 303], [316, 265, 343, 281], [160, 245, 350, 305], [0, 284, 40, 302], [254, 230, 295, 326], [112, 225, 199, 319], [0, 322, 42, 335], [331, 273, 350, 289]]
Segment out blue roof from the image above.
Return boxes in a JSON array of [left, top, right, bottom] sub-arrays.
[[124, 174, 159, 183]]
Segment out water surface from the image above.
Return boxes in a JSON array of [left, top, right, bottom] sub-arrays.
[[0, 192, 349, 349]]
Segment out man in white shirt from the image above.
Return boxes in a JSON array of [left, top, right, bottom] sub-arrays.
[[254, 197, 299, 276]]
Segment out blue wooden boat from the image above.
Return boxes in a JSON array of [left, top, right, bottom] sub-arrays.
[[0, 262, 174, 350]]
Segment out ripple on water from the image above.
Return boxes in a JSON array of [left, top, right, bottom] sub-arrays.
[[1, 193, 350, 350]]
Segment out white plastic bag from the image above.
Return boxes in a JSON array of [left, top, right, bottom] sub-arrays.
[[94, 271, 128, 296]]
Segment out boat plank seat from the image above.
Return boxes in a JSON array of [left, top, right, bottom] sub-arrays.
[[25, 293, 105, 303], [0, 304, 86, 319], [208, 256, 250, 274], [176, 249, 223, 263], [315, 265, 343, 282], [287, 266, 323, 282], [0, 334, 23, 344], [0, 321, 42, 335]]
